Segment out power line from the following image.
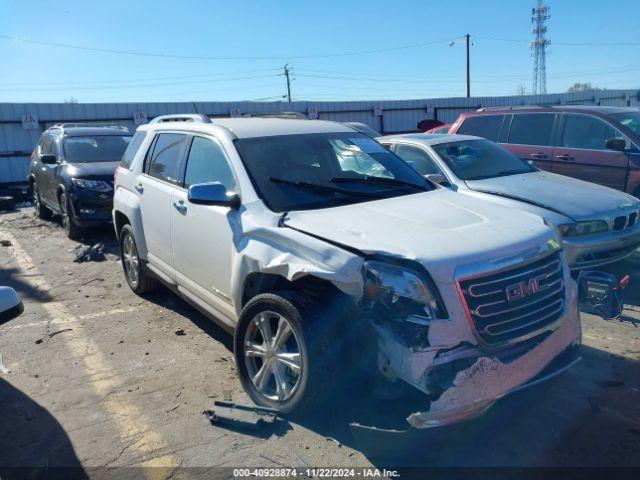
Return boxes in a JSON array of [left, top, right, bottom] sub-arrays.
[[0, 74, 281, 92], [476, 35, 640, 46], [0, 33, 457, 60], [0, 68, 281, 88]]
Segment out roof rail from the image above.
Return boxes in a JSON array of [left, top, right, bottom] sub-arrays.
[[476, 104, 555, 112], [149, 114, 212, 124], [242, 112, 308, 119], [50, 122, 130, 130]]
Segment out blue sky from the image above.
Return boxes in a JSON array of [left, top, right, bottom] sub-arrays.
[[0, 0, 638, 103]]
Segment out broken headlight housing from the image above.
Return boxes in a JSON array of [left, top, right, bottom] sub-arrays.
[[363, 260, 447, 323]]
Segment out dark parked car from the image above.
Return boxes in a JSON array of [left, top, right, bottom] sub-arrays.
[[28, 124, 132, 238], [449, 106, 640, 198]]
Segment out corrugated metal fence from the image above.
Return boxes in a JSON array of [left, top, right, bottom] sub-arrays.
[[1, 89, 639, 184]]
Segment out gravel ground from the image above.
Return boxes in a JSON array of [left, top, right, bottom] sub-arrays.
[[1, 207, 639, 478]]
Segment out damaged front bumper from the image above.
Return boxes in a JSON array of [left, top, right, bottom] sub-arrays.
[[362, 277, 582, 433]]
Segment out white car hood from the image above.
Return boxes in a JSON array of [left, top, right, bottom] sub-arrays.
[[466, 171, 639, 221], [284, 189, 557, 284]]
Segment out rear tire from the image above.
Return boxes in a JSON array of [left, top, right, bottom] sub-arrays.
[[119, 224, 157, 294], [33, 182, 52, 219], [59, 191, 82, 240], [234, 291, 338, 415]]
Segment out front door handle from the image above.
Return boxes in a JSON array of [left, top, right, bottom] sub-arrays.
[[135, 183, 144, 193], [173, 200, 187, 214], [530, 152, 548, 159], [555, 154, 575, 161]]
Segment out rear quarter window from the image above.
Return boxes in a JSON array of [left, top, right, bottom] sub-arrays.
[[120, 131, 147, 169], [457, 115, 505, 142]]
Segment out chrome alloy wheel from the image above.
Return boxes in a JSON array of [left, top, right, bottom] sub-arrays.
[[244, 311, 303, 402], [121, 232, 140, 288]]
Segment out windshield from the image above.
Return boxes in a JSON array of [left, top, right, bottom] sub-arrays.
[[610, 111, 640, 136], [234, 132, 433, 212], [63, 135, 132, 163], [432, 139, 536, 181]]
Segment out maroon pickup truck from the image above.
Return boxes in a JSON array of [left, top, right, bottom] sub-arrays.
[[448, 106, 640, 198]]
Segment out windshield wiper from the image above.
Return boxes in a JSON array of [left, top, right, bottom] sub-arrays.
[[268, 177, 382, 198], [330, 176, 429, 191], [495, 169, 529, 177], [466, 170, 526, 180]]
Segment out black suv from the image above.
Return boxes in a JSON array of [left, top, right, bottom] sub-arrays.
[[28, 123, 132, 239]]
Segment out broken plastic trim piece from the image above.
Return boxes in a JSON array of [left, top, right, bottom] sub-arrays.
[[203, 401, 278, 430]]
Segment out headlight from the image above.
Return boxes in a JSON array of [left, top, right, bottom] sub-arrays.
[[71, 178, 112, 192], [561, 220, 608, 237], [363, 260, 445, 322]]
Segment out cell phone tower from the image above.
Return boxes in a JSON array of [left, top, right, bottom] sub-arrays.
[[530, 0, 551, 94]]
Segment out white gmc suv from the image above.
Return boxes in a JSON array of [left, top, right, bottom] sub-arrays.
[[113, 114, 581, 431]]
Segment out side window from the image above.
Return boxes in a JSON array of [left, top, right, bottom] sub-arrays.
[[120, 131, 147, 169], [40, 135, 54, 155], [146, 133, 187, 185], [508, 114, 555, 146], [457, 115, 504, 142], [394, 144, 442, 176], [184, 137, 236, 190], [561, 114, 623, 150]]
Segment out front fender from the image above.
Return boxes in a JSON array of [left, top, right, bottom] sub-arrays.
[[229, 223, 364, 318]]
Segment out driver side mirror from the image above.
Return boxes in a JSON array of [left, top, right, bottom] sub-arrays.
[[424, 173, 445, 184], [605, 138, 626, 152], [0, 287, 24, 326], [40, 154, 58, 165], [188, 182, 240, 209]]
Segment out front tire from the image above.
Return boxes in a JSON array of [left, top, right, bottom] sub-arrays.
[[59, 191, 81, 239], [33, 182, 52, 219], [119, 224, 157, 294], [234, 292, 332, 415]]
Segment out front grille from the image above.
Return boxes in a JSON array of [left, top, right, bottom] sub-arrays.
[[457, 252, 565, 347], [613, 216, 627, 230], [628, 212, 637, 228]]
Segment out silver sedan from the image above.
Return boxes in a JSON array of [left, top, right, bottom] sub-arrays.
[[379, 133, 640, 270]]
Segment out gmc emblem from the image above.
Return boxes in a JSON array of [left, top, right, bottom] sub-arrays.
[[506, 274, 548, 302]]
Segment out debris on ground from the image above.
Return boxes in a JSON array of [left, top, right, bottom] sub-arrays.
[[325, 436, 343, 448], [34, 339, 43, 345], [203, 401, 278, 430], [48, 328, 73, 338], [175, 328, 187, 336], [71, 243, 106, 263], [0, 239, 12, 247], [0, 353, 10, 374]]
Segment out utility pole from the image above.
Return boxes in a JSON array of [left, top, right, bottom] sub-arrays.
[[530, 1, 551, 94], [465, 34, 471, 98], [283, 64, 292, 102]]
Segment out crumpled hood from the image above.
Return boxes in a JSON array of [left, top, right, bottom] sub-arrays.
[[284, 188, 556, 283], [65, 161, 119, 179], [466, 171, 639, 221]]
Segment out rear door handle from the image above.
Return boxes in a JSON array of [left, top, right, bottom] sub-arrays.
[[530, 152, 548, 159], [135, 183, 144, 193], [173, 200, 187, 214], [555, 154, 575, 161]]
